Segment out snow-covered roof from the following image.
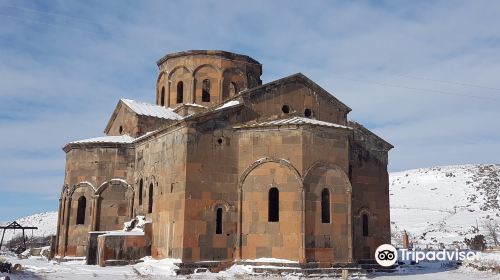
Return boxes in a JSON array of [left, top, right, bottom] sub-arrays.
[[121, 99, 182, 120], [216, 100, 240, 110], [184, 103, 206, 108], [69, 135, 135, 144], [69, 131, 158, 145], [234, 117, 351, 129]]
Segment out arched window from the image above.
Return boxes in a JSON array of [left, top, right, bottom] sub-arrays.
[[138, 179, 143, 205], [202, 79, 211, 102], [321, 188, 330, 223], [229, 82, 237, 96], [304, 108, 312, 118], [148, 183, 154, 213], [76, 196, 86, 225], [282, 105, 290, 114], [362, 214, 369, 237], [216, 208, 223, 234], [268, 187, 279, 222], [176, 81, 183, 103], [160, 86, 165, 106]]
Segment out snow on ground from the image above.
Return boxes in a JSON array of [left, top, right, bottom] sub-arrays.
[[0, 253, 498, 279], [242, 257, 299, 263], [390, 164, 500, 248], [0, 212, 57, 242]]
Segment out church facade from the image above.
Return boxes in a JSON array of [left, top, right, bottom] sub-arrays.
[[55, 50, 393, 265]]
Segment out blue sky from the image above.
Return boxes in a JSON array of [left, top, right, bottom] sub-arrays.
[[1, 0, 500, 221]]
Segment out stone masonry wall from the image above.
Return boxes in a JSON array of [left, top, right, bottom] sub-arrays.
[[240, 80, 348, 125], [133, 126, 188, 260], [350, 139, 391, 260], [157, 52, 262, 108], [57, 145, 135, 257]]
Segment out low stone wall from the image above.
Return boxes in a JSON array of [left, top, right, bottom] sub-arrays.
[[97, 232, 150, 267], [86, 231, 109, 265]]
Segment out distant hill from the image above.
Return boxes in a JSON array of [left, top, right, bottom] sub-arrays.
[[0, 211, 58, 242], [390, 164, 500, 248]]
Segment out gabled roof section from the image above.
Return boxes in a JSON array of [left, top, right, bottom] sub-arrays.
[[234, 116, 352, 130], [232, 72, 352, 112], [121, 99, 182, 120], [104, 99, 182, 134]]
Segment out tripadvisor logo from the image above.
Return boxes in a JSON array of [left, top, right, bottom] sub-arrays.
[[375, 244, 398, 267], [374, 244, 481, 267]]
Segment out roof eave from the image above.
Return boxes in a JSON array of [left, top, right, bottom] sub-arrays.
[[348, 121, 394, 151], [63, 142, 133, 153], [233, 123, 352, 131]]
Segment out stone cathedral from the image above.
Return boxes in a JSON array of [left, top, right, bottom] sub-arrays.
[[55, 50, 393, 269]]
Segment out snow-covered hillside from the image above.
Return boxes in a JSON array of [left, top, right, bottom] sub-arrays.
[[390, 164, 500, 248], [0, 212, 58, 242]]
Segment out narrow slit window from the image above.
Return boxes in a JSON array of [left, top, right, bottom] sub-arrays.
[[148, 183, 154, 213], [138, 179, 143, 205], [216, 208, 223, 234], [76, 196, 86, 225], [321, 188, 330, 223], [268, 187, 279, 222], [362, 214, 369, 237], [202, 79, 211, 102], [160, 86, 165, 106], [177, 81, 184, 103]]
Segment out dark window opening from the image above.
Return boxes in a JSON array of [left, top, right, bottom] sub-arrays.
[[217, 138, 223, 145], [321, 188, 330, 223], [362, 214, 369, 237], [76, 196, 86, 225], [160, 86, 165, 106], [216, 208, 223, 234], [119, 126, 123, 134], [282, 105, 290, 114], [138, 179, 143, 205], [202, 79, 211, 102], [268, 187, 279, 222], [229, 82, 237, 96], [177, 81, 184, 103], [304, 108, 312, 118], [148, 183, 154, 213]]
